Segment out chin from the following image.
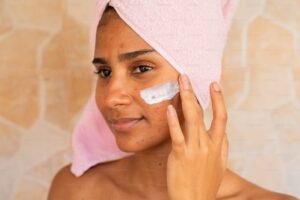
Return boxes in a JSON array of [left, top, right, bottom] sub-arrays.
[[114, 132, 170, 153], [114, 137, 150, 153]]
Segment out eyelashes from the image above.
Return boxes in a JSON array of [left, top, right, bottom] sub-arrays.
[[133, 64, 153, 74], [93, 64, 154, 78], [93, 68, 111, 77]]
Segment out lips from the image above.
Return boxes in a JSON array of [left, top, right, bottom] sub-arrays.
[[110, 117, 143, 132]]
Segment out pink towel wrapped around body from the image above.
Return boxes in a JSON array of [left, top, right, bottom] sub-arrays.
[[71, 0, 240, 177]]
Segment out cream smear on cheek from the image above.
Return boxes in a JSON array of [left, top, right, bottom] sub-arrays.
[[140, 80, 179, 104]]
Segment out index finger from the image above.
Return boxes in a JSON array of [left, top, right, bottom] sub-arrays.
[[179, 74, 207, 147]]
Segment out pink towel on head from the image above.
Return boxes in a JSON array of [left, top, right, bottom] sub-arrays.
[[71, 0, 240, 177]]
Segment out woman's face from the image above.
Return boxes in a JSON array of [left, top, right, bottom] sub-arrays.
[[94, 11, 183, 152]]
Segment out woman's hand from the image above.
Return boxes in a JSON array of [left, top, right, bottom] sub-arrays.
[[166, 74, 229, 200]]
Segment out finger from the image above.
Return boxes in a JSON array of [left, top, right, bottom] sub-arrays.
[[209, 81, 227, 145], [221, 132, 229, 169], [166, 104, 185, 154], [179, 74, 207, 148]]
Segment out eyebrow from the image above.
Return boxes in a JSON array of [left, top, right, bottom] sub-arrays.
[[92, 49, 156, 65]]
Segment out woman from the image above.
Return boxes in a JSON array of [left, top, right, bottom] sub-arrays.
[[48, 3, 298, 200]]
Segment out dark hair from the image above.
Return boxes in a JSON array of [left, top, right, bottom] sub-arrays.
[[98, 5, 117, 28], [104, 5, 115, 13]]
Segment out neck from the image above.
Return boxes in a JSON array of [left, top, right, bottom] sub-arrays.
[[128, 139, 172, 192]]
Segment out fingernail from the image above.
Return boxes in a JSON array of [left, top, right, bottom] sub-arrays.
[[167, 105, 176, 117], [180, 74, 189, 90], [213, 82, 221, 92]]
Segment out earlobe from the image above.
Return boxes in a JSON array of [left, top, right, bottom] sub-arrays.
[[221, 0, 240, 29]]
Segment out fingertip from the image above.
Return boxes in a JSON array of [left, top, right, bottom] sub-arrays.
[[213, 82, 221, 92], [167, 104, 176, 117], [179, 75, 192, 95], [210, 81, 225, 106], [166, 105, 185, 150]]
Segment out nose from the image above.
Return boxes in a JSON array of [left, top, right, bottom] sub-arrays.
[[104, 76, 133, 108]]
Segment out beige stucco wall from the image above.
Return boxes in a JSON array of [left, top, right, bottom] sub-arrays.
[[0, 0, 299, 199]]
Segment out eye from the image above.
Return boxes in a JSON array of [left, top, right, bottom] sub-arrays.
[[132, 64, 153, 74], [93, 67, 111, 78]]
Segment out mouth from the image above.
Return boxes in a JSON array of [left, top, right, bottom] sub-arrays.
[[110, 117, 144, 132]]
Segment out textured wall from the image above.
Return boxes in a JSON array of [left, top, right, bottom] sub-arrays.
[[0, 0, 299, 199]]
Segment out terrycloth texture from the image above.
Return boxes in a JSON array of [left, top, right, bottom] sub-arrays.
[[71, 0, 240, 177]]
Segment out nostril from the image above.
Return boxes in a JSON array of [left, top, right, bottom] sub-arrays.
[[101, 77, 133, 107], [105, 92, 132, 108]]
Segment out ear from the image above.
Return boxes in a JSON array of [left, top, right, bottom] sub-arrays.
[[221, 0, 240, 29]]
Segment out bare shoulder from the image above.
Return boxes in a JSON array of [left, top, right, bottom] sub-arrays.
[[47, 163, 115, 200], [226, 170, 298, 200], [47, 164, 77, 200], [245, 185, 298, 200]]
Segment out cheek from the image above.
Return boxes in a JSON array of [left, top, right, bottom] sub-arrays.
[[147, 104, 169, 130], [153, 106, 164, 115], [95, 87, 105, 112], [170, 93, 184, 125], [149, 105, 168, 121], [145, 93, 182, 129]]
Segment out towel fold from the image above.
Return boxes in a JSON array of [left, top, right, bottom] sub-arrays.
[[71, 0, 239, 177]]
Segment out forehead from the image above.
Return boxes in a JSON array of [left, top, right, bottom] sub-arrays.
[[96, 12, 152, 52]]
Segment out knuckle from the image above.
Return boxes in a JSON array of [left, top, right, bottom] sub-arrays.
[[189, 115, 200, 125], [200, 145, 209, 155], [187, 108, 199, 120], [185, 90, 197, 101], [193, 104, 203, 118], [182, 90, 192, 97], [218, 112, 228, 122], [172, 138, 185, 153], [173, 138, 185, 147]]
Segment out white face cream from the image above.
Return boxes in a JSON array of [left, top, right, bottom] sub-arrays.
[[140, 80, 179, 104]]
